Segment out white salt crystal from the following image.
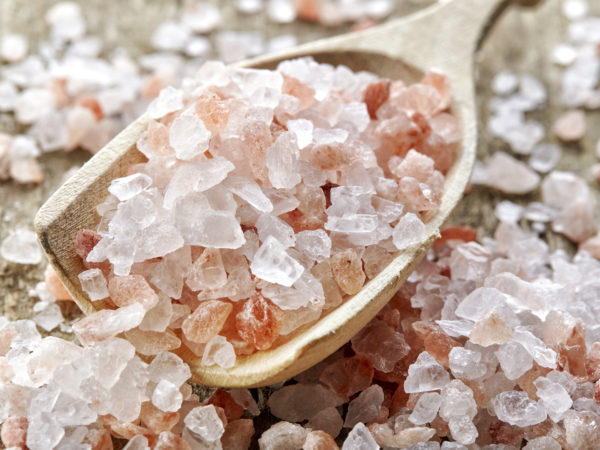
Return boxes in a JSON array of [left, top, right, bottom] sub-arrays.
[[494, 200, 523, 223], [267, 0, 296, 23], [448, 415, 477, 446], [529, 143, 561, 173], [225, 176, 273, 213], [523, 202, 557, 222], [364, 0, 394, 19], [342, 422, 379, 450], [184, 36, 212, 57], [184, 405, 225, 443], [266, 132, 301, 189], [202, 335, 236, 369], [439, 380, 477, 421], [26, 411, 65, 450], [448, 347, 487, 380], [33, 302, 63, 332], [259, 421, 309, 450], [169, 114, 211, 161], [14, 88, 56, 125], [151, 21, 191, 51], [562, 0, 589, 20], [27, 336, 83, 386], [393, 213, 426, 250], [72, 303, 146, 345], [148, 351, 191, 387], [534, 376, 572, 422], [152, 379, 183, 412], [45, 2, 85, 41], [404, 352, 450, 393], [491, 391, 547, 426], [295, 230, 331, 263], [147, 86, 184, 119], [524, 437, 562, 450], [0, 80, 18, 111], [326, 214, 379, 234], [492, 71, 519, 96], [250, 236, 305, 287], [108, 173, 152, 201], [256, 214, 296, 248], [139, 294, 173, 332], [237, 0, 263, 14], [338, 102, 370, 132], [519, 75, 547, 106], [409, 392, 442, 425], [183, 2, 223, 33], [1, 34, 28, 63], [552, 43, 577, 66], [1, 228, 42, 264], [123, 435, 150, 450], [512, 328, 556, 368]]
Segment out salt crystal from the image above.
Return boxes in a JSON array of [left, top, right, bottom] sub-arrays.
[[554, 109, 586, 141], [404, 352, 450, 393], [151, 21, 191, 52], [185, 36, 212, 57], [14, 88, 56, 125], [494, 200, 523, 223], [72, 303, 146, 345], [519, 75, 547, 106], [0, 34, 28, 62], [148, 352, 191, 388], [303, 430, 338, 450], [0, 81, 18, 111], [77, 269, 108, 301], [251, 236, 304, 287], [492, 71, 519, 96], [176, 202, 245, 249], [342, 423, 378, 450], [147, 87, 184, 119], [552, 43, 577, 66], [0, 228, 42, 265], [439, 380, 477, 422], [491, 391, 547, 427], [184, 405, 225, 443], [307, 407, 344, 438], [534, 377, 572, 423], [267, 0, 296, 23], [202, 335, 236, 369], [344, 384, 384, 428], [552, 200, 596, 243], [108, 173, 153, 201], [351, 319, 409, 372], [32, 302, 63, 332], [258, 421, 308, 450], [256, 214, 296, 248], [448, 347, 487, 380], [236, 0, 263, 14], [182, 300, 232, 344], [448, 415, 477, 446], [123, 435, 150, 450], [562, 0, 589, 20], [295, 230, 331, 263], [393, 213, 426, 250], [483, 152, 540, 194], [409, 392, 442, 425], [0, 416, 28, 448], [523, 437, 561, 450], [151, 379, 183, 413], [266, 132, 301, 189], [225, 176, 273, 213], [183, 2, 223, 33], [469, 310, 513, 347], [267, 384, 345, 422], [169, 114, 211, 160]]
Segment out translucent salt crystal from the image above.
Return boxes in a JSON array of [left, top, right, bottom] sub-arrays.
[[404, 352, 451, 393], [237, 0, 263, 14], [491, 391, 547, 426], [108, 173, 152, 201], [267, 0, 296, 23], [251, 236, 304, 287], [169, 114, 211, 160], [325, 214, 379, 234], [148, 352, 191, 388], [147, 86, 184, 119], [519, 74, 547, 106], [448, 347, 487, 380], [176, 200, 245, 249], [494, 200, 523, 223], [439, 380, 477, 422], [393, 213, 426, 250], [469, 310, 513, 347], [523, 202, 557, 222], [184, 405, 225, 443], [26, 411, 65, 450], [182, 300, 232, 344], [409, 392, 442, 425], [30, 111, 68, 153], [449, 242, 492, 282], [202, 335, 236, 369], [552, 43, 577, 66], [152, 379, 183, 413], [307, 407, 344, 438], [15, 88, 56, 125], [541, 170, 589, 208], [123, 435, 150, 450], [344, 384, 384, 428], [258, 421, 308, 450], [287, 119, 313, 149], [529, 143, 561, 173], [523, 436, 561, 450], [534, 376, 572, 422], [267, 383, 345, 422], [0, 81, 18, 111], [448, 415, 477, 446], [0, 416, 28, 448], [492, 71, 519, 96], [562, 0, 588, 19], [139, 293, 173, 332], [225, 176, 273, 213], [504, 120, 544, 155], [0, 228, 42, 264], [1, 34, 28, 62], [351, 319, 409, 372], [27, 336, 83, 386], [338, 102, 370, 132], [186, 248, 227, 292], [78, 268, 108, 301], [441, 443, 467, 450], [483, 152, 540, 194], [295, 230, 331, 263], [552, 200, 596, 243], [185, 36, 212, 57], [342, 423, 378, 450], [33, 302, 63, 332], [554, 109, 586, 141], [72, 303, 146, 345], [183, 2, 222, 33], [303, 430, 338, 450], [266, 132, 301, 189], [494, 341, 532, 380], [151, 21, 191, 51], [256, 214, 296, 248]]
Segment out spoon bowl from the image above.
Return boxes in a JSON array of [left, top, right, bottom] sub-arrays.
[[37, 0, 520, 387]]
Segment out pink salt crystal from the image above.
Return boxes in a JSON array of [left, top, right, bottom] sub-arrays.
[[235, 293, 284, 351], [258, 421, 309, 450], [483, 151, 541, 194], [124, 328, 181, 356], [351, 319, 410, 373], [344, 384, 384, 428], [319, 356, 374, 397], [303, 430, 340, 450], [394, 84, 442, 118], [0, 326, 16, 356], [181, 299, 232, 344], [221, 419, 255, 450], [552, 200, 596, 243], [268, 383, 345, 422], [1, 415, 27, 448], [429, 113, 460, 145], [307, 407, 344, 439], [140, 402, 180, 434], [206, 389, 244, 421], [229, 389, 260, 416], [363, 79, 390, 119], [342, 423, 379, 450], [469, 310, 513, 347], [9, 156, 43, 184], [44, 265, 73, 301], [421, 70, 451, 112], [586, 342, 600, 381], [282, 73, 315, 109], [202, 335, 236, 368], [330, 249, 366, 295], [154, 431, 192, 450], [390, 149, 435, 182], [73, 303, 146, 345], [362, 245, 393, 280], [553, 109, 586, 141], [108, 275, 159, 310], [186, 248, 227, 291]]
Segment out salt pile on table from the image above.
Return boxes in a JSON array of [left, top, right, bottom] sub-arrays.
[[75, 57, 457, 366]]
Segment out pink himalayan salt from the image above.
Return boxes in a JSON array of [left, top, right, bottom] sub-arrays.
[[220, 419, 255, 450], [108, 274, 159, 310], [140, 402, 180, 434], [303, 430, 339, 450], [124, 328, 181, 356], [306, 407, 344, 439], [469, 310, 513, 347], [186, 248, 227, 291], [205, 389, 244, 421], [483, 151, 540, 194], [44, 265, 73, 301], [0, 326, 16, 356], [73, 304, 146, 345], [344, 384, 384, 428], [586, 342, 600, 382], [235, 293, 284, 351], [9, 156, 43, 184], [552, 200, 596, 243], [351, 318, 410, 373], [103, 414, 155, 441], [554, 109, 586, 141], [363, 79, 390, 119], [154, 431, 192, 450], [591, 163, 600, 183], [182, 299, 232, 344], [319, 356, 374, 397], [1, 415, 27, 448], [368, 423, 436, 448], [330, 249, 365, 295]]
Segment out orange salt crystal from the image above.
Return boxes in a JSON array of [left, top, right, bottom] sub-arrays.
[[102, 414, 155, 442], [363, 79, 390, 119], [423, 330, 461, 369], [319, 356, 374, 397], [421, 70, 451, 112], [294, 0, 320, 22], [44, 264, 73, 301], [0, 415, 27, 448], [221, 419, 255, 450], [488, 419, 525, 447], [74, 229, 112, 275], [303, 430, 340, 450], [182, 299, 233, 344], [108, 275, 159, 310], [205, 389, 244, 421], [235, 293, 284, 351], [153, 431, 192, 450], [330, 249, 365, 295], [586, 342, 600, 382], [433, 225, 477, 250], [282, 73, 316, 108], [517, 364, 551, 400], [76, 94, 104, 120], [194, 89, 231, 134], [140, 402, 180, 434]]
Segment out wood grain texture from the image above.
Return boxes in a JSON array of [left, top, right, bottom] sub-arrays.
[[35, 0, 509, 387]]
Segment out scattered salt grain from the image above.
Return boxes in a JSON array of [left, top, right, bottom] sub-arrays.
[[0, 228, 42, 265]]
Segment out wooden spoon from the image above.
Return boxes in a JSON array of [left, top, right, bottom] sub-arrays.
[[36, 0, 525, 387]]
